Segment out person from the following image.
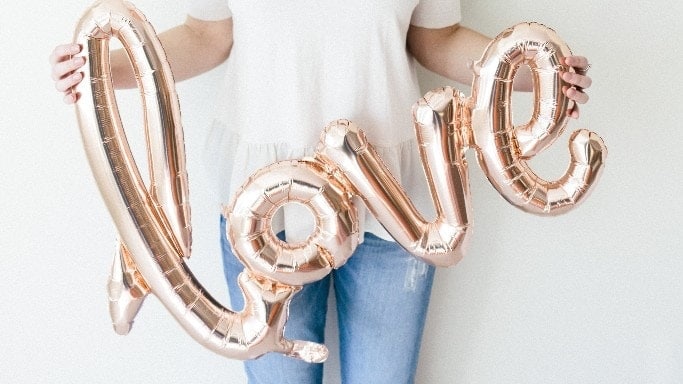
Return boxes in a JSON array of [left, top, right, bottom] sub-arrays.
[[50, 1, 592, 383]]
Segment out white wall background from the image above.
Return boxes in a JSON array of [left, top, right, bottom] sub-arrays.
[[1, 1, 681, 383]]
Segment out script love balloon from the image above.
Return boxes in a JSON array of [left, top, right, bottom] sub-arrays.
[[73, 0, 327, 363], [73, 0, 607, 364]]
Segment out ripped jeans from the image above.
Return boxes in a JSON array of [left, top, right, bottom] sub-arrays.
[[220, 216, 436, 384]]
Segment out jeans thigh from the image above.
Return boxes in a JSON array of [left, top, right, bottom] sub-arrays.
[[334, 233, 436, 384], [220, 216, 330, 383]]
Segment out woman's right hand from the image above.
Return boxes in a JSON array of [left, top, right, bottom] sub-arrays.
[[49, 43, 86, 104]]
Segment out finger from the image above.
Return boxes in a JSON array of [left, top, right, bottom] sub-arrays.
[[563, 96, 580, 119], [51, 56, 86, 82], [63, 91, 80, 105], [49, 43, 81, 65], [55, 71, 84, 93], [563, 55, 589, 71], [563, 85, 590, 105], [561, 71, 592, 90]]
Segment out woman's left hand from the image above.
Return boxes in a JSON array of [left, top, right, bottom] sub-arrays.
[[561, 55, 592, 119]]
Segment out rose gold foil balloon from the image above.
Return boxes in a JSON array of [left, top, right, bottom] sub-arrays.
[[225, 158, 359, 286], [73, 0, 606, 365], [314, 22, 606, 265], [74, 0, 192, 256], [73, 0, 327, 362], [470, 22, 607, 214], [316, 105, 471, 267], [107, 241, 149, 335]]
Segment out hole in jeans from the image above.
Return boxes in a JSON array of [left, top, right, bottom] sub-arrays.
[[404, 258, 429, 291]]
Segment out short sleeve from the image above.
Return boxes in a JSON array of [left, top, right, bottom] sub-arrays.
[[187, 0, 232, 21], [411, 0, 462, 28]]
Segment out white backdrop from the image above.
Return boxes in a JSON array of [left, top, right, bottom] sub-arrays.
[[1, 1, 681, 383]]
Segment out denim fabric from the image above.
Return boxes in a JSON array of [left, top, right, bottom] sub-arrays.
[[220, 216, 435, 384]]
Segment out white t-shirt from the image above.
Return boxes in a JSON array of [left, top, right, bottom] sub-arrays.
[[188, 0, 462, 241]]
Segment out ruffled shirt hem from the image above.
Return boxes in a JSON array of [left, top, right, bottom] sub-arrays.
[[203, 118, 436, 244]]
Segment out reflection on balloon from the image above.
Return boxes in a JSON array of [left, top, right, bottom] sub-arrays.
[[472, 23, 607, 214], [73, 0, 327, 363], [73, 0, 606, 364], [107, 241, 149, 335], [315, 111, 471, 268], [226, 159, 359, 286], [469, 22, 606, 214]]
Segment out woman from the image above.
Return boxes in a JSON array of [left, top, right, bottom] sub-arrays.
[[50, 1, 591, 382]]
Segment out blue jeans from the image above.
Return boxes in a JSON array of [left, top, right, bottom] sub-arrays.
[[220, 216, 435, 384]]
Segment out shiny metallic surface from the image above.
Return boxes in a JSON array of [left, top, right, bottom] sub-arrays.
[[225, 159, 359, 286], [74, 0, 327, 362], [315, 92, 471, 267], [74, 2, 606, 364], [470, 22, 607, 215], [107, 241, 149, 335]]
